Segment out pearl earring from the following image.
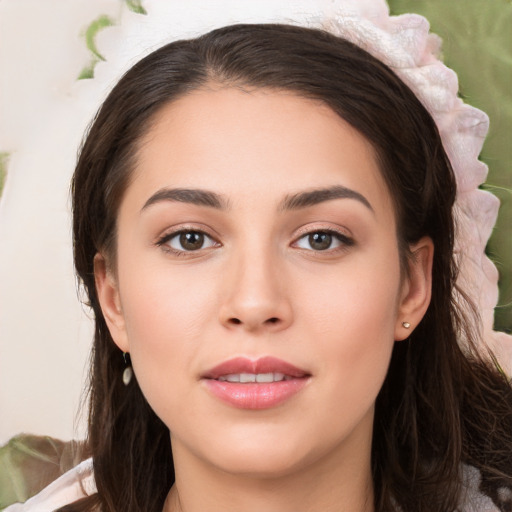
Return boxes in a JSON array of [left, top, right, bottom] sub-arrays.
[[123, 352, 133, 386], [402, 321, 411, 329]]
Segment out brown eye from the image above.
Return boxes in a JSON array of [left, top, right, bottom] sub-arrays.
[[179, 232, 205, 250], [160, 230, 217, 252], [294, 230, 354, 252], [308, 232, 332, 251]]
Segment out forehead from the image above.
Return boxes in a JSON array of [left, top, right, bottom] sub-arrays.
[[127, 86, 394, 219]]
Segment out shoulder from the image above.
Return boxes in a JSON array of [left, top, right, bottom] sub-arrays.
[[4, 458, 96, 512]]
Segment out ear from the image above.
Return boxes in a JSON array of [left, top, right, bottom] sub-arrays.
[[94, 253, 129, 352], [394, 237, 434, 341]]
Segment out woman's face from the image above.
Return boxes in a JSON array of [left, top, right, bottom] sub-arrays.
[[96, 86, 431, 479]]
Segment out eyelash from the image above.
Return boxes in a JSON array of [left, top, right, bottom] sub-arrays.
[[292, 228, 354, 253], [155, 227, 354, 256], [156, 228, 219, 257]]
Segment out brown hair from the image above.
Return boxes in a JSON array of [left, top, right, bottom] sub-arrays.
[[67, 23, 512, 512]]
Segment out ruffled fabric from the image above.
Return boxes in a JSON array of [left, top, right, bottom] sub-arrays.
[[459, 465, 512, 512]]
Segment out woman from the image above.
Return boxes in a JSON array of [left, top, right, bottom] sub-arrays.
[[11, 21, 512, 512]]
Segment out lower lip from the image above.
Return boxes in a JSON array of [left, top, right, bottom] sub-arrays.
[[203, 378, 309, 410]]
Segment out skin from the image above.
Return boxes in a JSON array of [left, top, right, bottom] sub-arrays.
[[95, 86, 433, 512]]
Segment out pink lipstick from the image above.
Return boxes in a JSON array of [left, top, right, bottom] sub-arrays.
[[202, 356, 310, 410]]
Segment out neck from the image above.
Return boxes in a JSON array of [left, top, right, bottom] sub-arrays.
[[163, 422, 375, 512]]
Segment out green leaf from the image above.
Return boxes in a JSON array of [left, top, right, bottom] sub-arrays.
[[84, 14, 114, 61], [0, 434, 86, 509], [78, 60, 98, 80], [126, 0, 147, 15], [78, 14, 114, 80]]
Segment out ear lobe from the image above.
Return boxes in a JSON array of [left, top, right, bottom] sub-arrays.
[[395, 237, 434, 341], [94, 253, 129, 352]]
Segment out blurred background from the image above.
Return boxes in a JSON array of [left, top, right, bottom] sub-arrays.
[[388, 0, 512, 335]]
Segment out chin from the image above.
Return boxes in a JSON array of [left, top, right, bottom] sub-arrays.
[[210, 446, 311, 479], [187, 422, 338, 480]]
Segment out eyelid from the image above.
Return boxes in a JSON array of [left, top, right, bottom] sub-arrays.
[[291, 224, 355, 251], [155, 225, 221, 254], [293, 222, 353, 240]]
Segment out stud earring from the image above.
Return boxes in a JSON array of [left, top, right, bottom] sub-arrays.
[[402, 321, 411, 329], [122, 352, 133, 386]]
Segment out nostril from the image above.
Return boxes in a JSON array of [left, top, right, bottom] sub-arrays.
[[227, 317, 280, 326]]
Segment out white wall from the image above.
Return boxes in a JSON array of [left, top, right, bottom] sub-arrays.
[[0, 0, 123, 444]]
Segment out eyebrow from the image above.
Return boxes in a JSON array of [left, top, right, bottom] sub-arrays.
[[141, 188, 229, 211], [141, 185, 373, 213], [279, 186, 374, 213]]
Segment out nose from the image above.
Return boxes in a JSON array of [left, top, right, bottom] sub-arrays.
[[218, 248, 293, 333]]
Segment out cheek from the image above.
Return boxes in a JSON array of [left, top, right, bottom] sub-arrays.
[[296, 250, 401, 408], [299, 247, 401, 340], [116, 256, 220, 407]]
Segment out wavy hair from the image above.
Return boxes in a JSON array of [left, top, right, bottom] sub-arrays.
[[64, 24, 512, 512]]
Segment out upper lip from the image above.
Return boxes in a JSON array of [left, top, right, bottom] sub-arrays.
[[202, 356, 310, 380]]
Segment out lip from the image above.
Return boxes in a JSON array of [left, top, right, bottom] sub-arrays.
[[202, 356, 311, 410], [203, 356, 309, 380]]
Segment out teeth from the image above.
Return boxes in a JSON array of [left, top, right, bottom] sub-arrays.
[[256, 373, 273, 383], [218, 372, 287, 383]]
